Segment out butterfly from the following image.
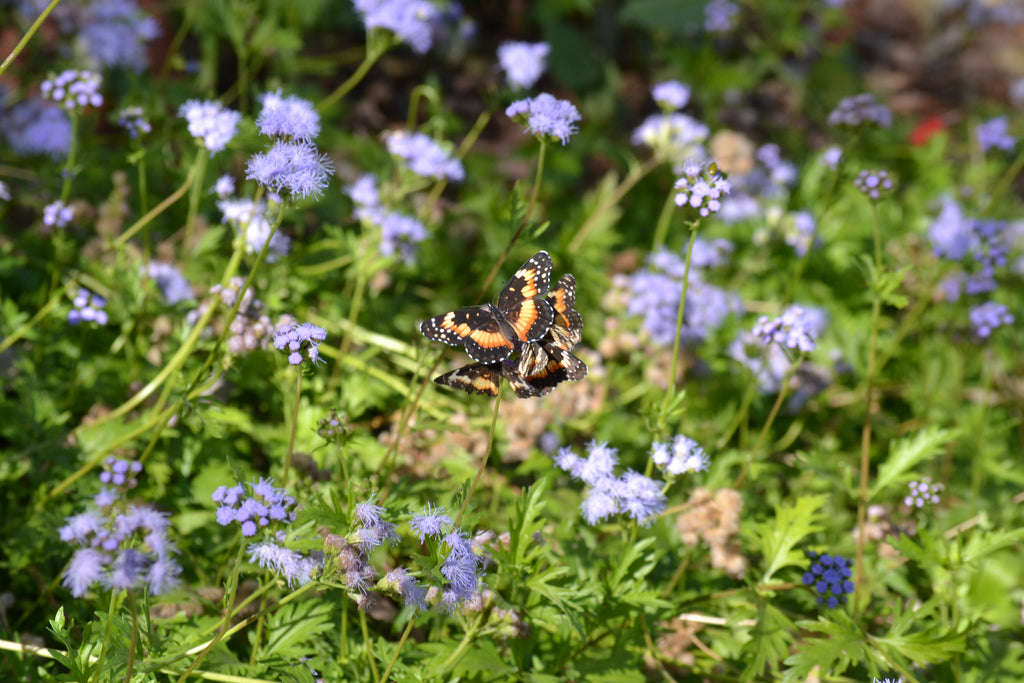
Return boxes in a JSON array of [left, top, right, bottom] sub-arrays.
[[419, 251, 554, 363], [543, 273, 583, 351], [433, 359, 543, 399]]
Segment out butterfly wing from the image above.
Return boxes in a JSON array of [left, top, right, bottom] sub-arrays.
[[545, 273, 583, 350], [420, 306, 517, 363], [434, 363, 502, 397], [516, 341, 588, 394], [496, 251, 554, 343]]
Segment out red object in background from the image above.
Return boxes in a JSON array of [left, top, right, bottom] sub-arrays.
[[909, 115, 946, 146]]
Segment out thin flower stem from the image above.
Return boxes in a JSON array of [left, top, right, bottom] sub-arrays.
[[854, 203, 884, 610], [319, 35, 388, 112], [456, 390, 502, 526], [567, 155, 661, 253], [423, 109, 493, 216], [983, 142, 1024, 214], [125, 592, 139, 683], [378, 618, 416, 683], [183, 150, 209, 251], [358, 611, 380, 681], [336, 253, 369, 365], [114, 162, 198, 248], [282, 372, 302, 487], [0, 282, 69, 354], [650, 189, 678, 251], [715, 379, 758, 450], [93, 592, 120, 683], [659, 224, 699, 432], [438, 612, 483, 672], [60, 114, 80, 202], [248, 593, 269, 666], [0, 0, 62, 76], [733, 355, 802, 488]]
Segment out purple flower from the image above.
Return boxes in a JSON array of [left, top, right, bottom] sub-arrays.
[[2, 98, 71, 158], [555, 442, 667, 527], [969, 301, 1013, 338], [976, 116, 1016, 153], [674, 160, 731, 216], [41, 70, 103, 112], [352, 0, 439, 53], [905, 478, 943, 507], [350, 495, 400, 552], [385, 131, 464, 181], [273, 322, 327, 366], [217, 198, 291, 262], [630, 113, 709, 161], [247, 541, 317, 586], [853, 169, 894, 200], [506, 93, 582, 145], [822, 145, 843, 169], [651, 435, 709, 475], [246, 140, 334, 200], [144, 261, 192, 305], [117, 106, 151, 138], [928, 197, 974, 261], [68, 288, 109, 326], [43, 200, 74, 228], [704, 0, 739, 32], [382, 567, 428, 610], [802, 551, 854, 608], [76, 0, 160, 71], [752, 305, 825, 353], [63, 548, 107, 597], [213, 175, 235, 198], [377, 210, 428, 264], [651, 80, 691, 110], [410, 504, 453, 542], [214, 478, 298, 534], [827, 93, 892, 128], [784, 211, 817, 256], [345, 174, 380, 209], [498, 41, 550, 89], [256, 91, 320, 141], [440, 531, 483, 605], [179, 100, 240, 156], [614, 471, 667, 525]]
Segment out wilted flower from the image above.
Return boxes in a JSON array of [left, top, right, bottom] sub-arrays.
[[178, 100, 241, 156], [506, 93, 582, 145], [498, 41, 549, 89]]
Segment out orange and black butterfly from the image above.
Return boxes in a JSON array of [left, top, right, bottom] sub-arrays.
[[419, 251, 553, 364], [544, 273, 583, 351], [433, 359, 543, 399]]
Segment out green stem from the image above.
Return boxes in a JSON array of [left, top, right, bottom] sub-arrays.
[[650, 189, 678, 251], [423, 110, 493, 215], [377, 618, 416, 683], [124, 592, 139, 683], [983, 142, 1024, 214], [715, 379, 758, 450], [733, 356, 802, 487], [567, 155, 661, 252], [282, 371, 302, 487], [659, 224, 699, 432], [0, 0, 62, 77], [114, 163, 198, 248], [319, 33, 390, 112], [456, 390, 502, 526], [0, 282, 69, 354], [93, 591, 120, 683], [358, 611, 380, 681], [183, 149, 209, 251], [60, 114, 79, 202], [439, 613, 483, 673]]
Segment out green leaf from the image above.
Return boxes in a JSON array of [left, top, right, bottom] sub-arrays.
[[261, 600, 334, 657], [740, 601, 796, 680], [783, 611, 868, 681], [869, 427, 955, 501], [619, 0, 705, 36], [745, 495, 826, 584], [870, 598, 966, 665], [961, 527, 1024, 565]]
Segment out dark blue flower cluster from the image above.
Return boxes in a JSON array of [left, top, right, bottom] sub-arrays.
[[802, 551, 855, 609]]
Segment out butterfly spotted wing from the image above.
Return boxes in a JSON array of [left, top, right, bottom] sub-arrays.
[[434, 360, 542, 398], [545, 273, 583, 351], [517, 340, 588, 394], [420, 251, 554, 363]]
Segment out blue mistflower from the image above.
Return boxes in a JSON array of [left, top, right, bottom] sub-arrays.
[[928, 197, 974, 261], [382, 567, 428, 610], [213, 478, 298, 537], [76, 0, 160, 71], [351, 496, 400, 552], [352, 0, 439, 54], [245, 140, 334, 200], [853, 169, 894, 200], [144, 261, 193, 305], [752, 305, 826, 353], [43, 200, 74, 228], [651, 80, 690, 111], [178, 99, 241, 156], [555, 442, 667, 527], [802, 550, 854, 608], [256, 91, 320, 141], [248, 540, 318, 587], [212, 174, 235, 198], [674, 160, 731, 217], [68, 288, 109, 326], [117, 106, 151, 138], [704, 0, 739, 32], [217, 198, 291, 262], [969, 301, 1014, 338], [410, 504, 453, 542], [497, 41, 550, 89], [378, 210, 428, 264], [41, 70, 103, 112], [506, 93, 582, 145], [3, 98, 71, 158], [651, 435, 710, 476], [976, 116, 1016, 153], [905, 478, 944, 507], [827, 93, 892, 128], [440, 531, 484, 608], [386, 131, 464, 181], [273, 322, 327, 366], [630, 113, 709, 163]]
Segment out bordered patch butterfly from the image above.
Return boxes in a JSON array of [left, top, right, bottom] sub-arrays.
[[420, 251, 554, 363], [544, 273, 583, 351]]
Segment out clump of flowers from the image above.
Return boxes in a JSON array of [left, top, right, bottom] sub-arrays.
[[631, 112, 709, 167], [752, 305, 825, 353], [43, 200, 74, 228], [827, 93, 892, 128], [704, 0, 739, 32], [506, 93, 582, 145], [273, 322, 327, 366], [256, 91, 320, 141], [116, 106, 151, 138], [651, 434, 710, 476], [675, 488, 746, 577], [713, 139, 798, 225], [68, 288, 109, 326], [802, 550, 854, 609], [497, 41, 549, 89], [317, 409, 352, 442], [352, 0, 439, 54], [217, 198, 291, 262], [554, 441, 667, 526], [179, 100, 241, 156], [651, 80, 691, 111], [144, 261, 192, 305], [969, 301, 1013, 338], [59, 460, 180, 597], [385, 130, 464, 181], [2, 97, 71, 158], [345, 174, 429, 264], [187, 278, 283, 354], [246, 141, 334, 200], [673, 160, 731, 217], [975, 116, 1016, 153], [928, 199, 1010, 301], [41, 70, 103, 111], [853, 169, 894, 200], [213, 175, 235, 198], [905, 478, 944, 508]]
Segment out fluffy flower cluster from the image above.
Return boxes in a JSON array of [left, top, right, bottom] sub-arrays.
[[651, 435, 710, 476], [498, 41, 549, 89], [752, 305, 826, 353], [975, 116, 1016, 153], [626, 246, 741, 347], [246, 141, 334, 200], [506, 93, 582, 145], [905, 478, 943, 508], [928, 199, 1010, 301], [2, 98, 71, 158], [969, 301, 1013, 338], [256, 91, 320, 141], [213, 175, 235, 198], [41, 70, 103, 111], [68, 288, 109, 326], [273, 322, 327, 366], [555, 441, 667, 526], [714, 141, 799, 224], [704, 0, 739, 32], [214, 479, 298, 537], [674, 160, 731, 217], [144, 261, 192, 305], [345, 174, 428, 264], [59, 461, 180, 598], [43, 200, 74, 228], [117, 106, 151, 138], [386, 131, 464, 181], [651, 80, 690, 111], [352, 0, 438, 53], [178, 100, 241, 156], [630, 112, 709, 166], [218, 198, 291, 261], [853, 169, 894, 200], [802, 551, 855, 609], [827, 93, 892, 128]]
